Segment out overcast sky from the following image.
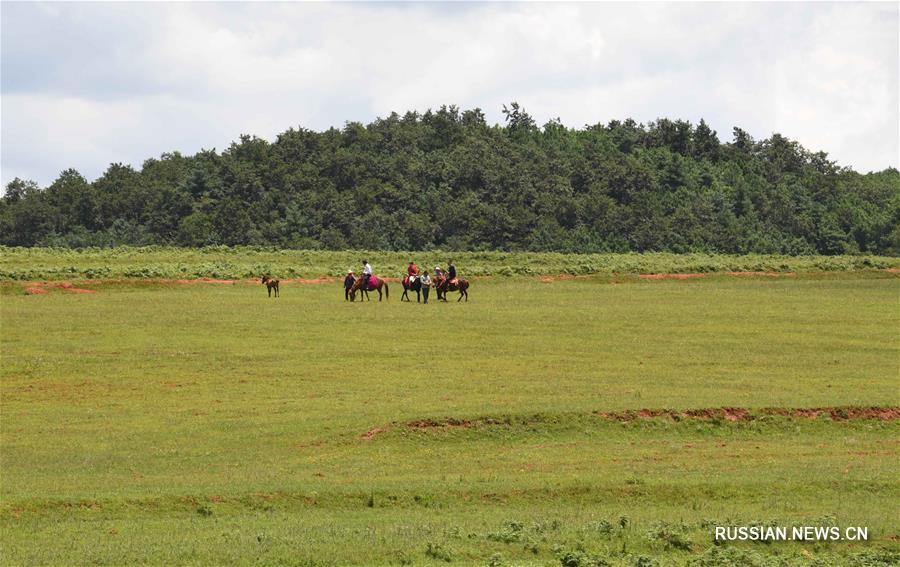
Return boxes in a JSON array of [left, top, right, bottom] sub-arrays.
[[2, 1, 898, 187]]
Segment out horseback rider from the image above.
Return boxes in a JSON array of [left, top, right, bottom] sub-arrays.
[[440, 259, 457, 293], [362, 259, 372, 288], [406, 260, 419, 286]]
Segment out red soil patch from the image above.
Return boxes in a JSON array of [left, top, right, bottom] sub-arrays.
[[728, 271, 795, 277], [160, 278, 235, 285], [22, 282, 96, 294], [54, 282, 97, 293], [639, 273, 705, 280], [882, 268, 900, 273], [359, 427, 388, 440]]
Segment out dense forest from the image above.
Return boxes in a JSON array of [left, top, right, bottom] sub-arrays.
[[2, 104, 898, 255]]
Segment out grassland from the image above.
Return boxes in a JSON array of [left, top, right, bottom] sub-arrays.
[[1, 245, 899, 281], [1, 258, 898, 565]]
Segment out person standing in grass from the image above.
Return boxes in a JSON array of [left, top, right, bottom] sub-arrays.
[[420, 271, 432, 304], [344, 270, 356, 301]]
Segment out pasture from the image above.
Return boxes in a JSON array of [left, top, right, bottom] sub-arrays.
[[1, 265, 898, 565]]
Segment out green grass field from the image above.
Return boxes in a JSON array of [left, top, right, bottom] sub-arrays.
[[2, 246, 898, 280], [1, 266, 898, 565]]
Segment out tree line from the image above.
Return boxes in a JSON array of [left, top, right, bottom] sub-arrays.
[[2, 104, 898, 255]]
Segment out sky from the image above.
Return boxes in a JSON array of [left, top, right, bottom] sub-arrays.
[[1, 1, 898, 188]]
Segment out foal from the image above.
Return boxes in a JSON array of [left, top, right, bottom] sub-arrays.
[[261, 275, 280, 298]]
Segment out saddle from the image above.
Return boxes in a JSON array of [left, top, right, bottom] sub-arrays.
[[362, 275, 380, 290], [403, 275, 418, 287]]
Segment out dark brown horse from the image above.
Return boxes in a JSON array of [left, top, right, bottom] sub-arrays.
[[349, 275, 389, 302], [435, 276, 469, 302], [261, 275, 279, 298], [401, 275, 422, 302]]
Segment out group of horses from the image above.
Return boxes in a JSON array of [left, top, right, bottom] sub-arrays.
[[260, 273, 469, 302], [398, 274, 469, 303], [350, 273, 469, 302]]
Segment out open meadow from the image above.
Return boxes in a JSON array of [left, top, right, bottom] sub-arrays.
[[1, 252, 898, 566]]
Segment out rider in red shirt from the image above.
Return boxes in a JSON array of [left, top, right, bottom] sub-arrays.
[[406, 261, 419, 286]]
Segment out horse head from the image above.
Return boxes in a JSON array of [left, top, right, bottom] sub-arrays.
[[348, 276, 362, 300]]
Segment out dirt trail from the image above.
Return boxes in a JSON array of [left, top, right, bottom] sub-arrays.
[[360, 406, 900, 440], [22, 282, 96, 294], [727, 271, 795, 277], [13, 267, 896, 292], [596, 406, 900, 422], [638, 273, 705, 280]]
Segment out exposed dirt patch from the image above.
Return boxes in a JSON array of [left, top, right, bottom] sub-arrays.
[[408, 418, 477, 429], [728, 271, 795, 277], [597, 406, 899, 422], [52, 282, 97, 294], [359, 427, 389, 440], [360, 407, 899, 440], [159, 278, 236, 285], [639, 273, 705, 280], [539, 274, 577, 283], [63, 287, 97, 294], [20, 282, 97, 294], [883, 268, 900, 273]]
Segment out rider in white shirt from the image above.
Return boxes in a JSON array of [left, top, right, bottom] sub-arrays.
[[362, 260, 373, 286]]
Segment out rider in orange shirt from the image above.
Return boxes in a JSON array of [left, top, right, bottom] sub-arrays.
[[406, 260, 419, 285]]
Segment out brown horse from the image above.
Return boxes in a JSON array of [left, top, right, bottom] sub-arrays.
[[349, 275, 389, 302], [435, 276, 469, 302], [401, 275, 422, 302], [261, 275, 279, 298]]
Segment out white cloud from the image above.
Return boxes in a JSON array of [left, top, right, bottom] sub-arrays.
[[1, 1, 897, 187]]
